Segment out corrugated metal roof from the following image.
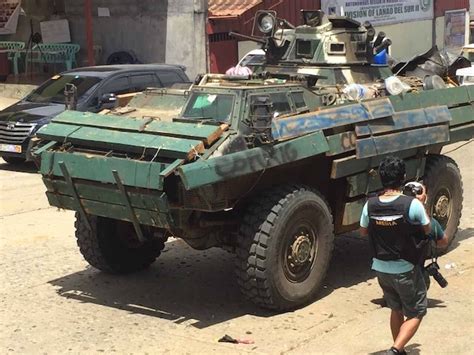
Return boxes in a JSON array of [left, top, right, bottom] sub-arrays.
[[208, 0, 262, 17]]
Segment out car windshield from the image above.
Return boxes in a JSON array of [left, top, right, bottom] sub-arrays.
[[240, 54, 265, 67], [26, 74, 102, 104], [182, 92, 234, 122]]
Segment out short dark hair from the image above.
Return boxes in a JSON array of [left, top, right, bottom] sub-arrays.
[[378, 156, 406, 189]]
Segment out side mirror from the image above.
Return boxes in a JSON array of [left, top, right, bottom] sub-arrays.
[[99, 93, 118, 109], [249, 95, 274, 145]]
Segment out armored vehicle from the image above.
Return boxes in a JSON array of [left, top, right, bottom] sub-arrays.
[[34, 11, 473, 310]]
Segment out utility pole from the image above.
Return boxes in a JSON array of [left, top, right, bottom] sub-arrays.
[[84, 0, 95, 66]]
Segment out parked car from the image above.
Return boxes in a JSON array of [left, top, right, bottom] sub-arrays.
[[237, 49, 266, 71], [0, 64, 190, 164]]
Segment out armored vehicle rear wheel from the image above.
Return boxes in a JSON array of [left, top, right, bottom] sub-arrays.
[[75, 213, 165, 274], [236, 185, 334, 310], [424, 155, 463, 254]]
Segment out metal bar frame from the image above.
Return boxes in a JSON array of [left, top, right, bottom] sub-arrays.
[[112, 170, 146, 243]]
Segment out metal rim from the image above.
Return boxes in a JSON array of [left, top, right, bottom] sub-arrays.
[[281, 220, 318, 283], [431, 186, 452, 229]]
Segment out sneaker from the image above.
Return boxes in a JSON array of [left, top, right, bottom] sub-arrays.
[[387, 347, 407, 354]]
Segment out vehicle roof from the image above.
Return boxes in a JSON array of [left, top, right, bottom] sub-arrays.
[[456, 66, 474, 76], [62, 64, 186, 78], [197, 82, 303, 90]]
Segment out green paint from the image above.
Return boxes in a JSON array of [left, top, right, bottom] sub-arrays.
[[40, 151, 167, 190], [52, 111, 221, 142], [46, 193, 171, 228], [38, 122, 201, 159], [179, 131, 329, 190]]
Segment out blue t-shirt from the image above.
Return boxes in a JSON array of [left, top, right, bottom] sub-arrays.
[[360, 195, 430, 274]]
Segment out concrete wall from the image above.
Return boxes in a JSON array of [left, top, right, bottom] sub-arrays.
[[64, 0, 206, 79], [164, 0, 207, 79], [377, 20, 433, 61]]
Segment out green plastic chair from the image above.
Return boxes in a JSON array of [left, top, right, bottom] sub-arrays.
[[0, 41, 25, 75], [31, 43, 80, 71]]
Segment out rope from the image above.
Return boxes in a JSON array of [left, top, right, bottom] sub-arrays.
[[443, 139, 473, 155]]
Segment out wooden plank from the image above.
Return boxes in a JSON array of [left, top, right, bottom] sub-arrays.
[[46, 193, 171, 228], [449, 122, 474, 143], [346, 157, 426, 198], [40, 151, 167, 190], [272, 98, 394, 141], [38, 123, 204, 160], [448, 105, 474, 127], [117, 92, 138, 107], [356, 106, 451, 137], [325, 131, 356, 156], [51, 111, 226, 145], [356, 125, 450, 159], [330, 148, 419, 179], [43, 178, 170, 212], [342, 199, 365, 226], [390, 86, 471, 112], [179, 131, 329, 190]]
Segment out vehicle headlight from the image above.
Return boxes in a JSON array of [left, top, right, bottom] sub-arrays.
[[258, 13, 275, 34]]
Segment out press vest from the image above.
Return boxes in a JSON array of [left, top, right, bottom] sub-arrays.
[[367, 195, 427, 265]]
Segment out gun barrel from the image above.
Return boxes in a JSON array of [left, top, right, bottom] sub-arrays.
[[229, 31, 267, 44]]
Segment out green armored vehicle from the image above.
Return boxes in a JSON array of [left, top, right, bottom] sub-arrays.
[[34, 11, 473, 310]]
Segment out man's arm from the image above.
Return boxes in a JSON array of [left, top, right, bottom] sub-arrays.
[[431, 218, 449, 247], [359, 202, 369, 237], [414, 184, 431, 235]]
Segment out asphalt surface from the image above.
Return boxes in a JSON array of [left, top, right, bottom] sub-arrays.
[[0, 96, 472, 353]]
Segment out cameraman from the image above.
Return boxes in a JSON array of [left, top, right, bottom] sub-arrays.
[[359, 156, 431, 355]]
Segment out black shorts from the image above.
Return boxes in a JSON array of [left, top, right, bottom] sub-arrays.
[[376, 267, 427, 319]]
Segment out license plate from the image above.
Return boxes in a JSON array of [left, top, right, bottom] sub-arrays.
[[0, 144, 22, 153]]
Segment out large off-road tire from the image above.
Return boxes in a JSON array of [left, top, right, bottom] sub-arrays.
[[236, 185, 334, 310], [424, 155, 463, 254], [2, 156, 26, 165], [75, 213, 165, 274]]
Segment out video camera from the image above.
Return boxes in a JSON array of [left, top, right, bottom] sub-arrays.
[[402, 181, 424, 197]]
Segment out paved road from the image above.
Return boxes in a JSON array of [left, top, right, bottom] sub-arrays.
[[0, 97, 18, 110], [0, 143, 473, 354]]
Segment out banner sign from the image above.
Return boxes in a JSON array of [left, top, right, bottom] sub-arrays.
[[444, 10, 467, 50], [321, 0, 434, 26]]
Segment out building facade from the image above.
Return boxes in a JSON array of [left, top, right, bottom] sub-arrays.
[[208, 0, 471, 73]]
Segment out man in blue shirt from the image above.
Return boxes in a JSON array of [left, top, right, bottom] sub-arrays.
[[360, 156, 447, 354]]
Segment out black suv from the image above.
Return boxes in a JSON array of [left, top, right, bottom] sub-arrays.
[[0, 64, 190, 164]]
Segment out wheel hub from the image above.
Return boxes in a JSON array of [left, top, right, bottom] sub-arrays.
[[291, 235, 312, 265], [435, 195, 450, 218]]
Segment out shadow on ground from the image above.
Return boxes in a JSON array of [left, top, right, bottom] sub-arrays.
[[370, 343, 421, 355], [0, 161, 37, 174], [48, 228, 472, 328], [449, 227, 474, 252]]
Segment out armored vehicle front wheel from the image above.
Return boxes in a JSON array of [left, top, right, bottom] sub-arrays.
[[424, 155, 463, 254], [75, 213, 165, 274], [236, 185, 334, 310]]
